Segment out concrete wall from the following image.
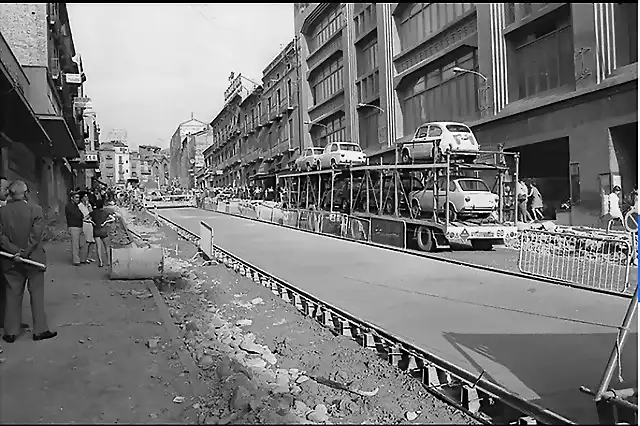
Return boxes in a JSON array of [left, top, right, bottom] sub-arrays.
[[0, 3, 48, 67]]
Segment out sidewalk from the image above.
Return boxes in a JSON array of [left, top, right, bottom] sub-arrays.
[[0, 240, 200, 424]]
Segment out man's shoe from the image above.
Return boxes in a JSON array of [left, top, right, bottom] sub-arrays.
[[21, 323, 30, 329], [2, 335, 16, 343], [33, 330, 57, 341]]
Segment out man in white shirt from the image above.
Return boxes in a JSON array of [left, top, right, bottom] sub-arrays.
[[606, 185, 623, 232], [516, 179, 531, 223]]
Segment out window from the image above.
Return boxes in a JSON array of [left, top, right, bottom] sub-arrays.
[[614, 3, 638, 68], [509, 18, 574, 100], [396, 3, 474, 51], [399, 51, 480, 134], [311, 115, 346, 146], [310, 54, 344, 105], [357, 41, 378, 77], [309, 7, 342, 52], [288, 119, 294, 141], [330, 144, 338, 152], [276, 89, 281, 107], [504, 3, 516, 25], [287, 80, 293, 101], [428, 126, 442, 137]]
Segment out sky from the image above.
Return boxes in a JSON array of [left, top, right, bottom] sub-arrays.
[[67, 3, 296, 150]]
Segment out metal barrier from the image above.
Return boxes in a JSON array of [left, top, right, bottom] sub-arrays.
[[518, 229, 633, 294], [199, 221, 213, 258], [145, 195, 196, 209]]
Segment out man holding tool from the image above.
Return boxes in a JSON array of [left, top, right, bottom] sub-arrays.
[[0, 180, 56, 343]]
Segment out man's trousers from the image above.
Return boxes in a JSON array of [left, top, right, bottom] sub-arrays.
[[4, 267, 47, 336]]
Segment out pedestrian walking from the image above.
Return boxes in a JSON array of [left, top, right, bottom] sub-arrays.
[[79, 192, 97, 263], [65, 191, 84, 266], [517, 178, 532, 223], [0, 180, 56, 343], [0, 177, 9, 332], [527, 179, 544, 221], [605, 185, 624, 232], [90, 199, 116, 268]]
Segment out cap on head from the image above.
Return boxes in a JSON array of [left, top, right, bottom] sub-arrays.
[[613, 185, 622, 192]]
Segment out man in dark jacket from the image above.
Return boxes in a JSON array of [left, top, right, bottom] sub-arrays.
[[65, 191, 84, 265], [0, 180, 56, 342]]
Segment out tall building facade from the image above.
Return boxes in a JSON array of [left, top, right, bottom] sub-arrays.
[[0, 2, 89, 218], [203, 41, 301, 189], [293, 2, 637, 227], [168, 115, 209, 186]]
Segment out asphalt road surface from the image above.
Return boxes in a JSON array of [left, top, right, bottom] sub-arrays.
[[161, 207, 638, 424]]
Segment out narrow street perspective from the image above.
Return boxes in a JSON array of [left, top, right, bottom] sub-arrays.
[[0, 2, 637, 426]]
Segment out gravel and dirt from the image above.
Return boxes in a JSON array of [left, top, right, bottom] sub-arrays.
[[125, 207, 477, 425]]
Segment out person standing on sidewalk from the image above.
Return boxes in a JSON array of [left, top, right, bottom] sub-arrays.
[[65, 192, 84, 266], [90, 199, 116, 268], [0, 181, 56, 343], [79, 192, 97, 264]]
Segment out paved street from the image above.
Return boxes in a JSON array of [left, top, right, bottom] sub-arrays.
[[0, 241, 200, 424], [161, 207, 638, 424]]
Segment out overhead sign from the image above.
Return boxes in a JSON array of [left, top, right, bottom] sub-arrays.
[[224, 73, 243, 103], [65, 73, 85, 84], [84, 153, 98, 162]]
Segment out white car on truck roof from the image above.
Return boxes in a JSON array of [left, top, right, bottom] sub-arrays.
[[316, 142, 367, 170], [294, 146, 325, 171], [400, 121, 479, 164]]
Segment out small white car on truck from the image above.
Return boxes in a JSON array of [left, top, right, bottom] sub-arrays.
[[400, 121, 480, 164]]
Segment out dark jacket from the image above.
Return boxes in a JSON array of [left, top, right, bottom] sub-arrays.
[[0, 199, 46, 268], [65, 202, 83, 228]]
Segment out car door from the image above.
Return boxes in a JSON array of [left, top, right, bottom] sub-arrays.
[[320, 144, 333, 168], [417, 176, 435, 212], [426, 125, 443, 159], [412, 125, 430, 158], [329, 143, 339, 166]]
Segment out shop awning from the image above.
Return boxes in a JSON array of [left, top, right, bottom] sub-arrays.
[[37, 114, 79, 159]]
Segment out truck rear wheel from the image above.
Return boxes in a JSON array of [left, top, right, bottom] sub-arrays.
[[416, 225, 435, 252]]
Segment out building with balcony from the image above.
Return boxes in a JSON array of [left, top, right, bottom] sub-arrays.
[[129, 150, 140, 184], [293, 2, 637, 227], [0, 2, 87, 218], [204, 41, 301, 189], [168, 114, 209, 187], [98, 142, 116, 186]]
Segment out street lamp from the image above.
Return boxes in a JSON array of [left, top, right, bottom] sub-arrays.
[[452, 67, 488, 83], [303, 120, 330, 130], [357, 103, 385, 114]]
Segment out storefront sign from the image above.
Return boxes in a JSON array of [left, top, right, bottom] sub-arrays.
[[65, 73, 84, 84], [370, 217, 406, 248]]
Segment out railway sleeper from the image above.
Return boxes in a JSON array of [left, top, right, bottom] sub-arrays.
[[155, 215, 570, 426]]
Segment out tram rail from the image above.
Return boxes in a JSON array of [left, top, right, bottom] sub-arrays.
[[154, 210, 577, 426]]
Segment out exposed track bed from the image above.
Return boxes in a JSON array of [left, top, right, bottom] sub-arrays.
[[159, 207, 638, 424]]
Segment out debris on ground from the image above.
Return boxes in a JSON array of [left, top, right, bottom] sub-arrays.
[[126, 208, 477, 425]]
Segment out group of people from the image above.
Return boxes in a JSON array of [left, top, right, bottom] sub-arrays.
[[0, 177, 57, 343], [65, 188, 118, 267], [516, 178, 544, 223]]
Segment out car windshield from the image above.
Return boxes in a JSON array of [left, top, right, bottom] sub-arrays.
[[446, 124, 471, 133], [457, 179, 490, 192], [339, 144, 361, 152]]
